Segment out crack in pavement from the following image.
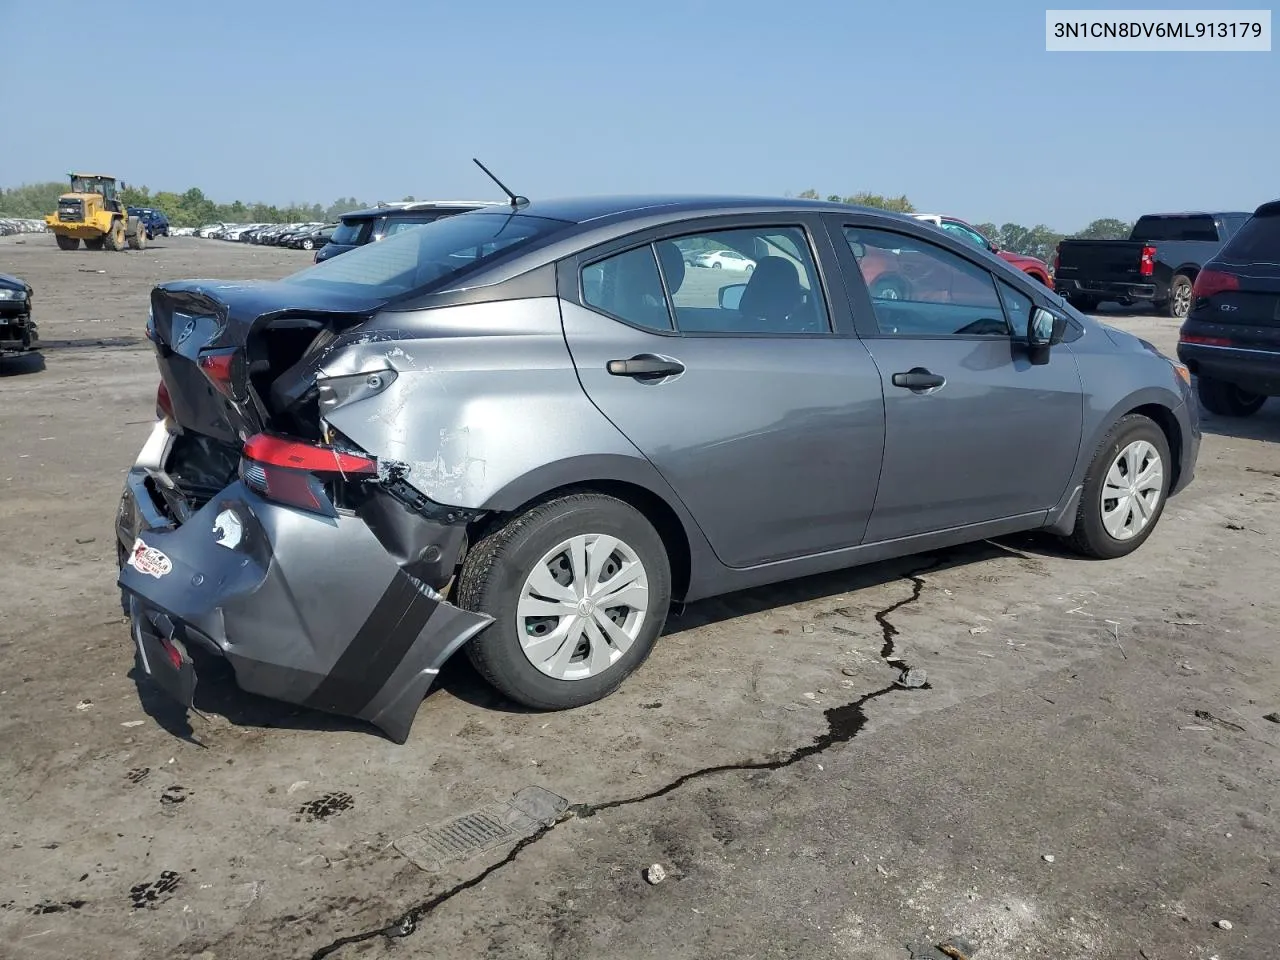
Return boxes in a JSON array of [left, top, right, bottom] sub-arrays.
[[308, 558, 942, 959]]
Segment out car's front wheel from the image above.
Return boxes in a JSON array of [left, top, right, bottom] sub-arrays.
[[1197, 375, 1267, 417], [1062, 413, 1171, 559], [458, 492, 672, 709]]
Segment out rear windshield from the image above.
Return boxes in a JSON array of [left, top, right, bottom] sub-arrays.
[[330, 217, 374, 246], [283, 211, 567, 298], [1219, 212, 1280, 262], [1131, 215, 1219, 242]]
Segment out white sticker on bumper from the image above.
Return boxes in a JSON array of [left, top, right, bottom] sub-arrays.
[[127, 537, 173, 579]]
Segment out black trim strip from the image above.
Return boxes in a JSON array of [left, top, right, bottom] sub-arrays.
[[303, 571, 439, 716]]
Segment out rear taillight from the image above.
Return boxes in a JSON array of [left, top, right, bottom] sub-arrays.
[[1139, 245, 1157, 277], [1179, 333, 1233, 347], [197, 350, 238, 398], [156, 380, 175, 420], [1191, 268, 1240, 300], [240, 433, 377, 513]]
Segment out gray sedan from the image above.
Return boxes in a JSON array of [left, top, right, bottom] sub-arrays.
[[117, 195, 1198, 741]]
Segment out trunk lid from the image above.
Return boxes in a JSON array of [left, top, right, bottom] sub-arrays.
[[1195, 258, 1280, 331], [148, 280, 387, 444]]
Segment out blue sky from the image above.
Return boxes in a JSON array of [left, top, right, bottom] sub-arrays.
[[0, 0, 1274, 230]]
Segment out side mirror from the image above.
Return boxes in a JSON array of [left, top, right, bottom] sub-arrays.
[[719, 283, 747, 311], [1028, 307, 1068, 361]]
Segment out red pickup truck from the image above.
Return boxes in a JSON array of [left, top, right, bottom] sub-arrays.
[[913, 214, 1053, 286]]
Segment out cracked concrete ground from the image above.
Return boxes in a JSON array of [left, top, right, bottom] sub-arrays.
[[1, 237, 1278, 960]]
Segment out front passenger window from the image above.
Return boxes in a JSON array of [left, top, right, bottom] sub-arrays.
[[845, 227, 1009, 337]]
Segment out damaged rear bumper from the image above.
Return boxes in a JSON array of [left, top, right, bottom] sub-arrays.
[[116, 422, 492, 743]]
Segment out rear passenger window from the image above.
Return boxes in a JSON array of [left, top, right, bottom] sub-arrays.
[[662, 226, 830, 335], [844, 227, 1008, 337], [582, 246, 673, 331]]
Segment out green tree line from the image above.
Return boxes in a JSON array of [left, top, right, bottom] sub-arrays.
[[0, 181, 384, 227], [796, 188, 1133, 263]]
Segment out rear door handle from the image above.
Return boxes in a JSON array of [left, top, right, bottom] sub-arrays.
[[891, 368, 946, 391], [606, 354, 685, 380]]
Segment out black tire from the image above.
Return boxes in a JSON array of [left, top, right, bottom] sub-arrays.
[[84, 238, 104, 250], [458, 492, 672, 710], [55, 234, 80, 251], [302, 238, 314, 250], [1197, 375, 1267, 418], [104, 221, 124, 251], [1062, 414, 1171, 560], [870, 275, 909, 300], [1167, 274, 1193, 319]]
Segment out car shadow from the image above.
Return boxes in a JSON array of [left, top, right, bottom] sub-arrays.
[[129, 648, 373, 745], [130, 539, 1048, 740], [0, 352, 45, 377], [441, 538, 1024, 714], [1195, 402, 1280, 442]]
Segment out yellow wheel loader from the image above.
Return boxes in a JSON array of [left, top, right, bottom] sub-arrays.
[[44, 173, 146, 252]]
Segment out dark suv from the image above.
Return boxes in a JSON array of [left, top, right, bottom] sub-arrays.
[[1177, 199, 1280, 417], [313, 201, 499, 263]]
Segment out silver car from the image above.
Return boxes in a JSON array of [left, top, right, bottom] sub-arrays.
[[117, 195, 1199, 741]]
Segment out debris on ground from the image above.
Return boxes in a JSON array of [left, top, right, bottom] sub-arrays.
[[1215, 919, 1234, 930], [938, 937, 977, 960], [1263, 712, 1280, 724], [645, 863, 667, 885], [286, 780, 311, 795], [120, 720, 144, 728], [1042, 854, 1055, 863], [896, 668, 928, 689], [969, 626, 989, 635], [75, 699, 92, 711], [802, 623, 816, 634], [841, 666, 859, 677], [1194, 709, 1246, 732]]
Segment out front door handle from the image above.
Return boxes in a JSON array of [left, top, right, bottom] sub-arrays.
[[607, 354, 685, 380], [891, 368, 946, 391]]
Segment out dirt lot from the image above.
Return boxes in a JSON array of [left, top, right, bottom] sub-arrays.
[[1, 236, 1278, 960]]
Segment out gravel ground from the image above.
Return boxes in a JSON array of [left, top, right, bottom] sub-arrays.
[[1, 236, 1278, 960]]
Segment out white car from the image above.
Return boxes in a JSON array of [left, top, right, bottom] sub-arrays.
[[695, 249, 756, 272]]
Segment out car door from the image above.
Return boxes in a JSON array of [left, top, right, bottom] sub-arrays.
[[558, 216, 886, 569], [826, 215, 1084, 542]]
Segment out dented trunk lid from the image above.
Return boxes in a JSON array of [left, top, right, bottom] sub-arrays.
[[148, 280, 388, 444]]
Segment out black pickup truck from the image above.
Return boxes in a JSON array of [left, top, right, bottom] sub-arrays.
[[1054, 212, 1251, 319]]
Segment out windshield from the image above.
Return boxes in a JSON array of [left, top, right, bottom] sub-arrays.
[[283, 211, 567, 297]]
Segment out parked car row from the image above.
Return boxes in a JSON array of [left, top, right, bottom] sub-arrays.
[[0, 218, 47, 237]]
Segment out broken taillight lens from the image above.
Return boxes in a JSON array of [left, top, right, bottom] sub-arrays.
[[197, 349, 241, 399], [156, 380, 175, 421], [240, 433, 376, 513]]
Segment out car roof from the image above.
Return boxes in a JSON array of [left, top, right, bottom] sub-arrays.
[[342, 200, 503, 221], [466, 194, 904, 226], [1135, 211, 1252, 218]]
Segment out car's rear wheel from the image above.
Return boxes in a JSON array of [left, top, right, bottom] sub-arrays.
[[1062, 414, 1171, 559], [712, 262, 722, 269], [55, 234, 80, 251], [302, 238, 314, 250], [1197, 375, 1267, 417], [458, 493, 672, 709]]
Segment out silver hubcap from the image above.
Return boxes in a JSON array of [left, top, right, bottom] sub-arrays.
[[516, 534, 649, 680], [1100, 440, 1164, 541], [1174, 285, 1191, 316]]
